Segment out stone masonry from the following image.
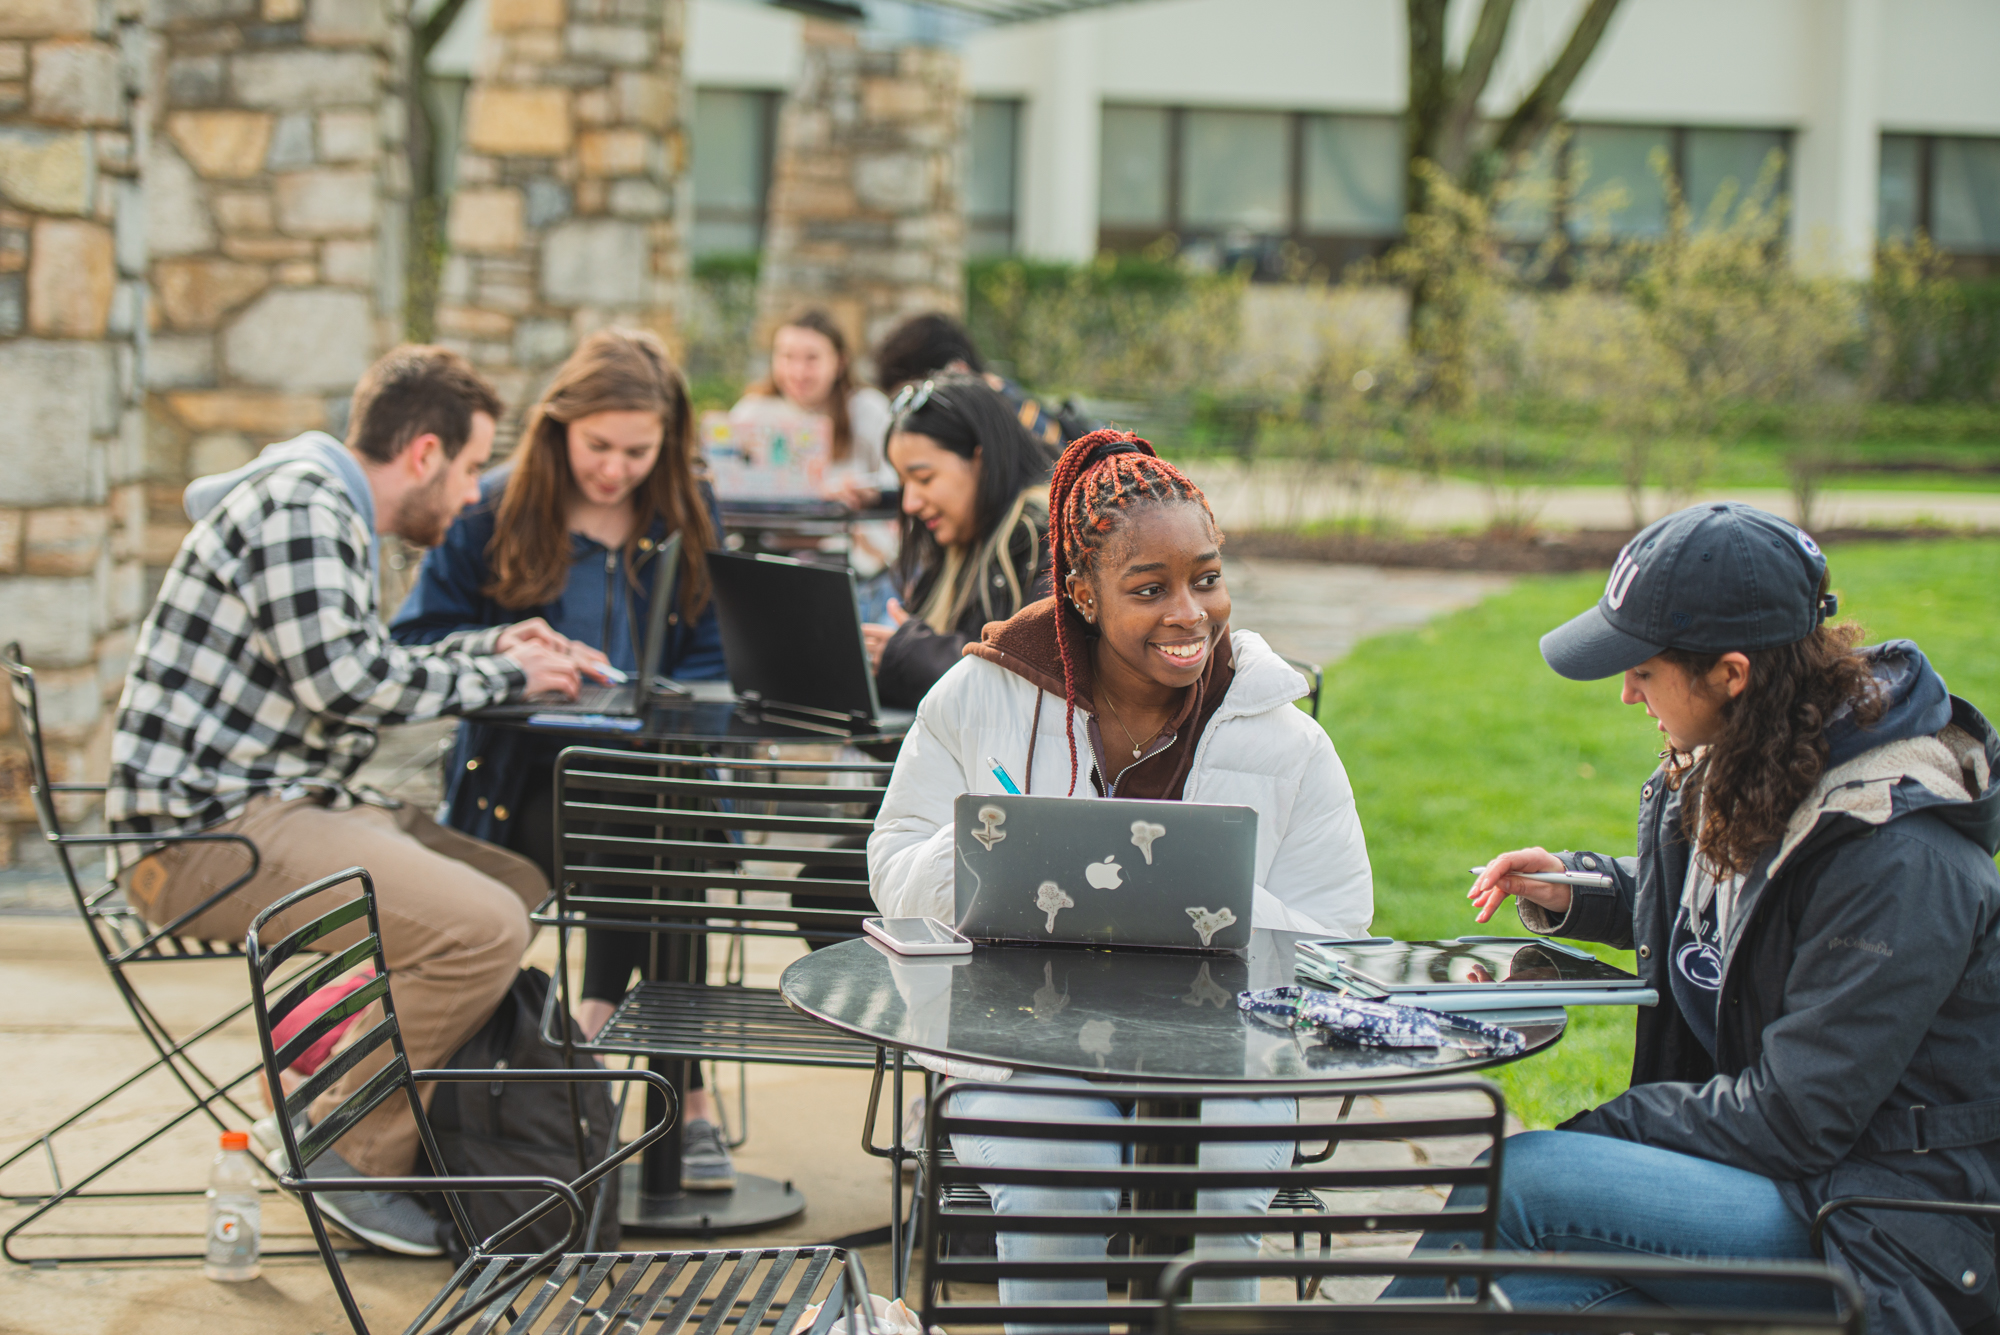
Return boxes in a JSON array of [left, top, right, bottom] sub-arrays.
[[0, 0, 151, 864], [142, 0, 408, 582], [754, 20, 964, 373], [439, 0, 689, 425]]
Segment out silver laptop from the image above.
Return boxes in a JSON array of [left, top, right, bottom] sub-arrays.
[[952, 793, 1257, 954]]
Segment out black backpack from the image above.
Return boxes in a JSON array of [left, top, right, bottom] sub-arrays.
[[421, 968, 621, 1261]]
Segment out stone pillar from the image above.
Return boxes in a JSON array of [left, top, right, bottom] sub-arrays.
[[438, 0, 689, 421], [754, 21, 965, 371], [143, 0, 408, 580], [0, 0, 149, 862]]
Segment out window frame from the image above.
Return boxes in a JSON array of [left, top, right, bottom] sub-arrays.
[[690, 86, 781, 259]]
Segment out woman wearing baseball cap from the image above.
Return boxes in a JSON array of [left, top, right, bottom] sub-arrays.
[[1417, 503, 2000, 1331]]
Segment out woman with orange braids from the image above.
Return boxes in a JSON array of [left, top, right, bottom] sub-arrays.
[[867, 430, 1372, 1328]]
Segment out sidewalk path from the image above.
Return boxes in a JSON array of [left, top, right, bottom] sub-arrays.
[[1188, 460, 2000, 535]]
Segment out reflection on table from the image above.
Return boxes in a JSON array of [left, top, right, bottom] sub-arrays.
[[781, 929, 1566, 1084]]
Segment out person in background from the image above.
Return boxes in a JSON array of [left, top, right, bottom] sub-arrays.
[[108, 346, 587, 1256], [869, 430, 1372, 1328], [1424, 504, 2000, 1333], [390, 329, 740, 1192], [861, 371, 1058, 709], [872, 311, 1093, 449], [737, 309, 895, 509]]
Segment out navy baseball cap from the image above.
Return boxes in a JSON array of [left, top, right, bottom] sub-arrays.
[[1540, 503, 1838, 681]]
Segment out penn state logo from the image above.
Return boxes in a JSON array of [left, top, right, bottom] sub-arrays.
[[1795, 528, 1821, 557], [1604, 546, 1642, 611]]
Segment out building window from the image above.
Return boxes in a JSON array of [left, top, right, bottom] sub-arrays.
[[1303, 113, 1403, 235], [1180, 109, 1289, 232], [1099, 104, 1171, 230], [691, 88, 777, 257], [967, 98, 1021, 256], [1098, 104, 1402, 276], [1883, 133, 2000, 258], [1533, 123, 1790, 241]]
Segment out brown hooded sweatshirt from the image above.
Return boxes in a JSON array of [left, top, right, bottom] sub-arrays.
[[964, 595, 1235, 800]]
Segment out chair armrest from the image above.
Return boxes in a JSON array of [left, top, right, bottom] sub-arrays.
[[285, 1173, 582, 1335], [60, 831, 261, 955], [1810, 1194, 2000, 1256], [47, 782, 108, 793], [411, 1066, 676, 1250]]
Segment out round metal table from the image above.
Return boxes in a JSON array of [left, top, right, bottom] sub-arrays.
[[779, 929, 1566, 1083]]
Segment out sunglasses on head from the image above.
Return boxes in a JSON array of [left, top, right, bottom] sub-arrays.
[[890, 378, 949, 422]]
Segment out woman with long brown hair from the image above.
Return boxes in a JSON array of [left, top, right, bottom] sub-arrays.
[[1407, 502, 2000, 1330], [391, 329, 741, 1190]]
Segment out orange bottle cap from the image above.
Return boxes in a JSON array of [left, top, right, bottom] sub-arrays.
[[220, 1130, 250, 1151]]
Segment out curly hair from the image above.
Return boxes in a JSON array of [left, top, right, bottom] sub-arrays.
[[1659, 587, 1885, 877], [1046, 428, 1219, 795]]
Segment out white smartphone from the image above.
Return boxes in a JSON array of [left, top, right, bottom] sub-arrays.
[[863, 916, 974, 955]]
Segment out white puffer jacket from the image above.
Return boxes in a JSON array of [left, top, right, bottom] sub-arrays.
[[868, 628, 1374, 938]]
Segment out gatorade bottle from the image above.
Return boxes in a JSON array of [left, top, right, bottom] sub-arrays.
[[204, 1130, 261, 1282]]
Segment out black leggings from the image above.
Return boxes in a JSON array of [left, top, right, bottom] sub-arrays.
[[513, 764, 706, 1091]]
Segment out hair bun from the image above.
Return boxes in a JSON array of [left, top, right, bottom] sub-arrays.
[[1063, 428, 1156, 471]]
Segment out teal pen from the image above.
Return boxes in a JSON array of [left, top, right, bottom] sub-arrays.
[[987, 756, 1021, 794]]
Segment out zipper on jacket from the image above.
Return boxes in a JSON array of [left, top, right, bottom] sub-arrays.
[[601, 549, 616, 652]]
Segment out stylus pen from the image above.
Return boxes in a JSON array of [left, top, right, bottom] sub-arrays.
[[594, 664, 629, 684], [988, 757, 1021, 795], [1469, 865, 1616, 889]]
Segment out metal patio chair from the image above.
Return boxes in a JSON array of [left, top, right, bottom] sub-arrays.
[[1156, 1250, 1866, 1335], [246, 865, 869, 1335], [535, 745, 920, 1277], [1280, 655, 1324, 717], [919, 1076, 1512, 1330], [0, 642, 296, 1266]]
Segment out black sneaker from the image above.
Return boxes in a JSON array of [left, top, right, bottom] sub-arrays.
[[680, 1118, 736, 1192]]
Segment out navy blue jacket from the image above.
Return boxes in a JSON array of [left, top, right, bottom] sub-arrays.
[[389, 468, 726, 845], [1526, 644, 2000, 1335]]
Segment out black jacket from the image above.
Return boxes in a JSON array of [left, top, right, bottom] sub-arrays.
[[875, 498, 1052, 709], [1523, 643, 2000, 1334]]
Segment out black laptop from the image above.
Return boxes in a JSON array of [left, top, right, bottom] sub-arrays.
[[706, 550, 914, 734], [473, 533, 688, 719]]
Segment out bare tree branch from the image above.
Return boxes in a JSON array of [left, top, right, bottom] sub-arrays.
[[1489, 0, 1622, 168], [1438, 0, 1517, 176]]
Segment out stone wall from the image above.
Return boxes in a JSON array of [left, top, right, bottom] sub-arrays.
[[142, 0, 408, 579], [754, 21, 964, 374], [0, 0, 150, 863], [438, 0, 689, 429]]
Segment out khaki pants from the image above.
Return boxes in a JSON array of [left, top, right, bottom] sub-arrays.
[[131, 794, 545, 1177]]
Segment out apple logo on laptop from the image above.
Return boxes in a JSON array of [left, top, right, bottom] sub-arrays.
[[1085, 857, 1124, 890]]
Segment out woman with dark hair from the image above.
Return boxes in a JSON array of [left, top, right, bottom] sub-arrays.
[[737, 308, 894, 508], [862, 371, 1059, 708], [390, 328, 741, 1191], [868, 429, 1372, 1326], [1420, 503, 2000, 1333]]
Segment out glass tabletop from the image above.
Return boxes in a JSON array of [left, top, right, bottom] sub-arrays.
[[470, 680, 913, 745], [781, 930, 1567, 1084]]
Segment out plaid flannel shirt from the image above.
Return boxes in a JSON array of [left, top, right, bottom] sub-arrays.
[[107, 459, 528, 836]]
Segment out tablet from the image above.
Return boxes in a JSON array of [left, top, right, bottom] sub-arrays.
[[1297, 936, 1643, 995]]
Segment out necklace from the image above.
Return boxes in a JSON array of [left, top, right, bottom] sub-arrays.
[[1097, 690, 1168, 760]]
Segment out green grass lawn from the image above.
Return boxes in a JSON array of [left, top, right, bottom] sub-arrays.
[[1311, 539, 2000, 1128]]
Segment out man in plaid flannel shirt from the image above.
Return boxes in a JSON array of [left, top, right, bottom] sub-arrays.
[[106, 347, 597, 1256]]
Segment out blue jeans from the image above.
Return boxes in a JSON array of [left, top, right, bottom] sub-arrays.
[[949, 1077, 1295, 1334], [1386, 1129, 1824, 1311]]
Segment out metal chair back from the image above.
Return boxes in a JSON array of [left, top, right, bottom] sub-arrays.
[[920, 1076, 1510, 1331], [245, 865, 864, 1335], [1156, 1250, 1867, 1335], [551, 744, 893, 947], [1280, 656, 1324, 718]]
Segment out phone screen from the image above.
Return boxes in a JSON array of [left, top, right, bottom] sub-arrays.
[[878, 917, 960, 946]]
